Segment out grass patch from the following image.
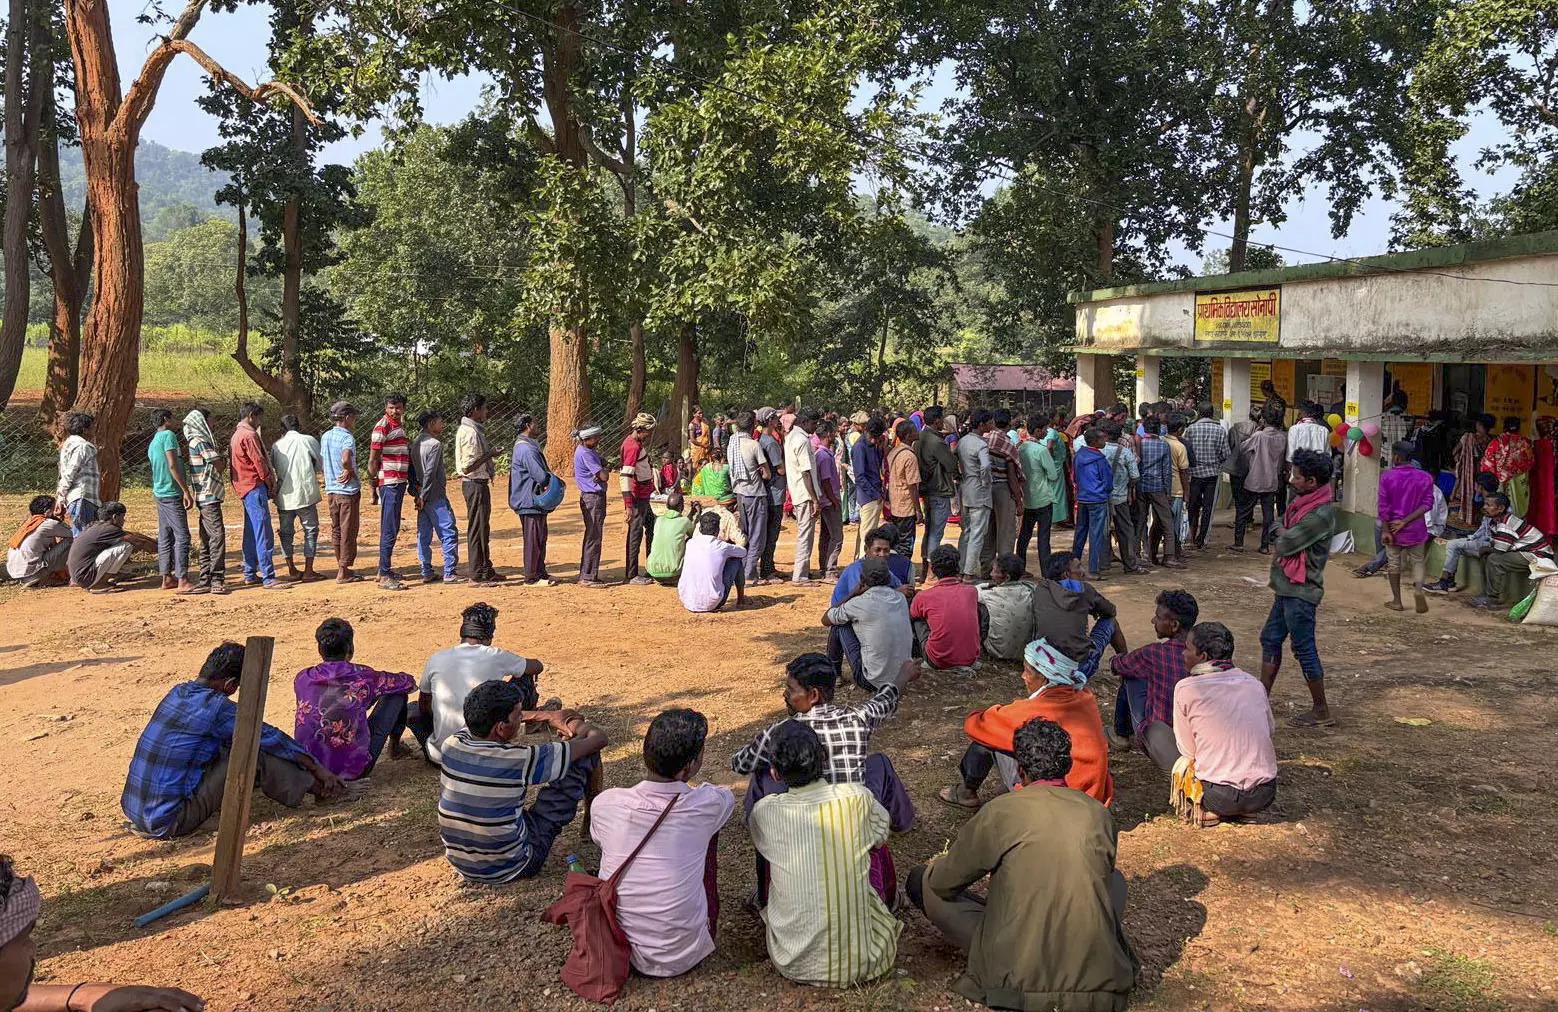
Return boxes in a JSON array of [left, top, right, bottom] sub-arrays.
[[1418, 947, 1499, 1011], [15, 341, 266, 401]]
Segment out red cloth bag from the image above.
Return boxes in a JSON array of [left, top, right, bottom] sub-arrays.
[[542, 795, 679, 1005]]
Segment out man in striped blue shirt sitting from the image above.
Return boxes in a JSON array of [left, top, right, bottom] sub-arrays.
[[438, 680, 608, 884]]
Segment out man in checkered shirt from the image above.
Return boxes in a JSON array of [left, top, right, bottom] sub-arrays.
[[732, 652, 917, 824], [1378, 391, 1413, 471], [1183, 403, 1230, 549]]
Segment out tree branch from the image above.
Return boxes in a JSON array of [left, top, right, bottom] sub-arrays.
[[577, 122, 628, 177], [523, 114, 557, 155], [662, 197, 710, 236], [119, 36, 320, 139]]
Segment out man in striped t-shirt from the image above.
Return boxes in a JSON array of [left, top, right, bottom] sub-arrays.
[[437, 679, 608, 884], [1472, 492, 1554, 609], [369, 393, 412, 591]]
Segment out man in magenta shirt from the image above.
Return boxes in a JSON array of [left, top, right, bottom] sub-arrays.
[[909, 545, 983, 670], [589, 709, 735, 978], [1377, 441, 1436, 614]]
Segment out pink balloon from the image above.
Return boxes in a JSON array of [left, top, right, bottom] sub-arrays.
[[1361, 421, 1381, 439]]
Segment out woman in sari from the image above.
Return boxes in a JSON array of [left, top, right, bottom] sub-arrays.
[[1532, 418, 1558, 535], [1481, 415, 1535, 518], [1047, 408, 1070, 526], [1451, 414, 1493, 527], [687, 406, 713, 471]]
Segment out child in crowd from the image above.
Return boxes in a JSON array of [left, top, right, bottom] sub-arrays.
[[437, 680, 608, 884], [293, 618, 417, 781], [749, 721, 901, 988]]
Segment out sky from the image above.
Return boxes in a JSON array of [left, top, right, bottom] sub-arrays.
[[120, 3, 1517, 274]]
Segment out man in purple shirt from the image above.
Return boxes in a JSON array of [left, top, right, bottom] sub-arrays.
[[678, 512, 748, 612], [573, 426, 608, 587], [1377, 441, 1435, 614], [294, 618, 417, 780], [813, 420, 845, 580]]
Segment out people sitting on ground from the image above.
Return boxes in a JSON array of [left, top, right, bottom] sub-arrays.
[[293, 618, 417, 781], [732, 653, 916, 905], [66, 501, 155, 593], [823, 556, 913, 689], [910, 545, 985, 672], [1427, 509, 1494, 594], [1032, 551, 1125, 681], [587, 709, 735, 978], [121, 641, 346, 839], [1169, 622, 1279, 827], [831, 523, 914, 602], [1109, 589, 1198, 771], [908, 716, 1137, 1012], [678, 511, 748, 613], [437, 679, 608, 884], [690, 447, 732, 501], [941, 635, 1114, 811], [655, 451, 681, 495], [647, 491, 696, 584], [1470, 492, 1555, 610], [412, 602, 545, 765], [978, 552, 1036, 661], [6, 495, 72, 588], [1, 856, 207, 1012], [748, 721, 902, 988]]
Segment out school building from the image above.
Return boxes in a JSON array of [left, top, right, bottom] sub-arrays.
[[1067, 230, 1558, 550]]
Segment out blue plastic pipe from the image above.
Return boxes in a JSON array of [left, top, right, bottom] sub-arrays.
[[134, 884, 210, 928]]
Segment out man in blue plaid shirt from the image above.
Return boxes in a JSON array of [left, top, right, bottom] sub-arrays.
[[1183, 403, 1230, 549], [121, 642, 345, 838], [1134, 412, 1181, 568]]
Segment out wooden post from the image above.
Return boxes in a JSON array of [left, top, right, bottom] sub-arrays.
[[210, 635, 274, 902]]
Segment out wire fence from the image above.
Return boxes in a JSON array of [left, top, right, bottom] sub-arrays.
[[0, 392, 652, 498]]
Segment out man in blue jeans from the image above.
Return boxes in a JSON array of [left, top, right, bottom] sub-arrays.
[[368, 393, 412, 592], [1260, 449, 1336, 728], [411, 411, 465, 584], [1071, 427, 1113, 579]]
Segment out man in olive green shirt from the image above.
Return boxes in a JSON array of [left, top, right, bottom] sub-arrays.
[[647, 492, 696, 583], [1017, 413, 1060, 579]]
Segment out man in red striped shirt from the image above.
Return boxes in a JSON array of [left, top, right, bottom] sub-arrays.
[[1472, 492, 1553, 609], [368, 393, 412, 591]]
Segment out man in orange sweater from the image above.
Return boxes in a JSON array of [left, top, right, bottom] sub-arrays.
[[938, 637, 1113, 810]]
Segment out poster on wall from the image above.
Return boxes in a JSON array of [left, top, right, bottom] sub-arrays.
[[1321, 358, 1346, 377], [1249, 361, 1271, 403], [1212, 358, 1224, 410], [1309, 374, 1345, 408], [1271, 359, 1297, 405], [1194, 289, 1281, 343], [1387, 363, 1434, 415], [1539, 366, 1558, 414], [1485, 364, 1536, 421]]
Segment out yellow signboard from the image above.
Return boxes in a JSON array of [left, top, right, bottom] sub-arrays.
[[1486, 364, 1535, 422], [1194, 288, 1280, 344], [1211, 358, 1224, 410], [1387, 363, 1433, 416]]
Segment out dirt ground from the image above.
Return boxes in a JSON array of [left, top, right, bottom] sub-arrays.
[[1, 485, 1555, 1011]]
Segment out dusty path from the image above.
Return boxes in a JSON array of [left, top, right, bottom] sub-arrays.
[[1, 487, 1553, 1010]]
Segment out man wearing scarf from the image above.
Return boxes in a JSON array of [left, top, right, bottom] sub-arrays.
[[183, 408, 228, 594], [1170, 622, 1279, 827], [6, 497, 71, 587], [1260, 448, 1337, 728]]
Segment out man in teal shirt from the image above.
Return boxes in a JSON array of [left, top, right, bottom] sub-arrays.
[[1017, 413, 1060, 579], [148, 408, 197, 594]]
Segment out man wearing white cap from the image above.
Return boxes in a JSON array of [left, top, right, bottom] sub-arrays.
[[621, 412, 659, 584], [574, 426, 608, 586]]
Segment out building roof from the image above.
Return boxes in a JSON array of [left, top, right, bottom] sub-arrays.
[[1068, 229, 1558, 305], [951, 363, 1075, 392]]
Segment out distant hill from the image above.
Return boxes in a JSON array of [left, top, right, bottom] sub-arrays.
[[58, 139, 237, 237]]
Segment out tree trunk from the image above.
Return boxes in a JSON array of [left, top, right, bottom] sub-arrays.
[[1094, 215, 1116, 283], [625, 320, 646, 423], [36, 74, 93, 425], [665, 320, 699, 455], [1229, 103, 1261, 273], [545, 322, 591, 469], [1, 0, 46, 408], [276, 67, 310, 416], [873, 308, 890, 404], [230, 195, 292, 408]]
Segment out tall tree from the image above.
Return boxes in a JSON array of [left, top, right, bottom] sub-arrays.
[[1, 0, 48, 406], [59, 0, 317, 496]]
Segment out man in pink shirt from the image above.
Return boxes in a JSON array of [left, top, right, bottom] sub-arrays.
[[229, 402, 286, 589], [589, 709, 735, 978], [909, 545, 984, 671], [1172, 622, 1278, 827], [1377, 441, 1436, 614]]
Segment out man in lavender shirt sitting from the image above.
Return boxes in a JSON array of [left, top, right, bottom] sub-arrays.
[[678, 511, 748, 613], [1377, 441, 1436, 614], [1172, 622, 1278, 827]]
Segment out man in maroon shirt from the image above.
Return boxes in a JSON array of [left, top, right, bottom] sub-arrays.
[[229, 402, 286, 590], [620, 412, 659, 585], [910, 545, 984, 671]]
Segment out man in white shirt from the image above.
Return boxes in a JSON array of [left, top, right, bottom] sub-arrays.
[[270, 414, 325, 582], [588, 709, 735, 978], [411, 602, 545, 764], [784, 407, 822, 584], [1287, 402, 1331, 462]]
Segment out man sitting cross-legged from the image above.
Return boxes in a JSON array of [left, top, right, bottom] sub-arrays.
[[437, 680, 608, 884], [587, 709, 735, 978], [732, 653, 916, 905], [1169, 622, 1279, 827], [825, 524, 913, 678], [294, 618, 417, 782], [939, 637, 1114, 811], [678, 510, 748, 613], [978, 552, 1036, 662], [908, 716, 1137, 1012], [1033, 551, 1127, 681], [822, 556, 913, 689], [911, 544, 985, 672], [1109, 589, 1198, 770], [122, 641, 346, 839], [411, 602, 547, 765], [749, 721, 902, 988]]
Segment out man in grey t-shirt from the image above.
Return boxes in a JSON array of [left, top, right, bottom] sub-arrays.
[[822, 558, 913, 689], [956, 410, 994, 579], [410, 411, 465, 583]]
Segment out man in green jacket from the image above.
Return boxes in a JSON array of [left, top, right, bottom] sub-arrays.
[[907, 716, 1136, 1012], [1259, 448, 1337, 728], [1016, 414, 1060, 579]]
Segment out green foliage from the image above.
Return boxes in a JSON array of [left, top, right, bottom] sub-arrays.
[[55, 140, 233, 227], [142, 219, 276, 333]]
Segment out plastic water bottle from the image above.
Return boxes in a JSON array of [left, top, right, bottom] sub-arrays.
[[566, 853, 586, 874]]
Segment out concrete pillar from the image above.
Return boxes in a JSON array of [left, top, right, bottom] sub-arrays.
[[1075, 353, 1115, 416], [1342, 359, 1385, 519], [1223, 358, 1251, 426], [1135, 353, 1160, 408]]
